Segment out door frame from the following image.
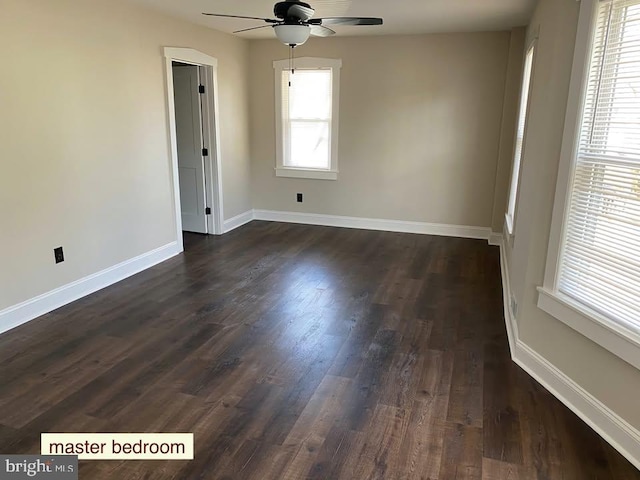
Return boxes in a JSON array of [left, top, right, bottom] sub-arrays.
[[163, 47, 224, 250]]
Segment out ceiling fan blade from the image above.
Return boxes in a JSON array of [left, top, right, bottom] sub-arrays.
[[309, 25, 336, 37], [233, 25, 275, 34], [310, 17, 383, 26], [287, 3, 315, 21], [202, 13, 278, 23]]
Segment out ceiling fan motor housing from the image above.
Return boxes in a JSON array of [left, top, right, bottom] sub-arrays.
[[274, 1, 314, 22]]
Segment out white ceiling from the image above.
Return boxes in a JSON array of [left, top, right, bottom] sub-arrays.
[[130, 0, 537, 39]]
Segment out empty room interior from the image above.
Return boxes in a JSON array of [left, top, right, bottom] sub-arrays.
[[3, 0, 640, 478]]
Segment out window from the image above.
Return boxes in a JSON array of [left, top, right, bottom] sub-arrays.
[[539, 0, 640, 370], [273, 57, 341, 180], [505, 44, 535, 234]]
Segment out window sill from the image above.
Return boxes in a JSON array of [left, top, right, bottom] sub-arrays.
[[504, 212, 514, 237], [537, 287, 640, 370], [275, 167, 338, 180]]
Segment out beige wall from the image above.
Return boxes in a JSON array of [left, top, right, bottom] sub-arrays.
[[249, 33, 514, 227], [505, 0, 640, 428], [0, 0, 251, 310]]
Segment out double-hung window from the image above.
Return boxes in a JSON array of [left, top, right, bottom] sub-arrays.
[[273, 57, 341, 180], [539, 0, 640, 369], [506, 44, 536, 234]]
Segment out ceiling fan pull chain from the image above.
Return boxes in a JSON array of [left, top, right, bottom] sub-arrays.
[[291, 45, 296, 76]]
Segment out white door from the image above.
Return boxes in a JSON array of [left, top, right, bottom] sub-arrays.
[[172, 64, 208, 234]]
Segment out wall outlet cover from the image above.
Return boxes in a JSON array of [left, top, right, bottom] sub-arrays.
[[54, 247, 64, 264]]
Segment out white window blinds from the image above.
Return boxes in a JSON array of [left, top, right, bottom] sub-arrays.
[[507, 45, 535, 228], [281, 69, 333, 169], [559, 0, 640, 329]]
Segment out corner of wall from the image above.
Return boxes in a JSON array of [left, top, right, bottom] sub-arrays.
[[495, 237, 640, 471]]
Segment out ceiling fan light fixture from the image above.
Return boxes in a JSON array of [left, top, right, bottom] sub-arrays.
[[274, 24, 310, 46]]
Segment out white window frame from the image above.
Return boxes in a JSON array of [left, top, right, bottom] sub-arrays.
[[538, 0, 640, 370], [273, 57, 341, 180], [505, 41, 537, 236]]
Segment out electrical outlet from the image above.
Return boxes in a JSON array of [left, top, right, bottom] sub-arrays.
[[296, 193, 303, 203], [54, 246, 64, 264], [510, 295, 518, 318]]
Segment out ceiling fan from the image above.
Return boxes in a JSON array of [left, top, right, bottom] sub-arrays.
[[202, 1, 383, 47]]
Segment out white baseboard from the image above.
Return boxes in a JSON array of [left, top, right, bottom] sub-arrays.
[[253, 209, 492, 240], [0, 241, 181, 336], [497, 234, 518, 357], [496, 237, 640, 470], [223, 210, 254, 233]]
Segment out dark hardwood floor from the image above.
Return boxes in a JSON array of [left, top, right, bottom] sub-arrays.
[[0, 221, 638, 479]]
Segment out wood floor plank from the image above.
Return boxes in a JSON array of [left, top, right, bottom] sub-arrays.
[[0, 223, 636, 479], [438, 423, 483, 480], [283, 375, 352, 447], [397, 408, 446, 480], [379, 351, 424, 410], [351, 404, 409, 480], [482, 333, 524, 465], [482, 457, 535, 480], [447, 340, 483, 428]]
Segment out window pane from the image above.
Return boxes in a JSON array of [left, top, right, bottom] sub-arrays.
[[506, 45, 535, 225], [559, 0, 640, 330], [281, 68, 333, 169], [288, 120, 330, 169], [286, 69, 332, 120], [580, 3, 640, 159]]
